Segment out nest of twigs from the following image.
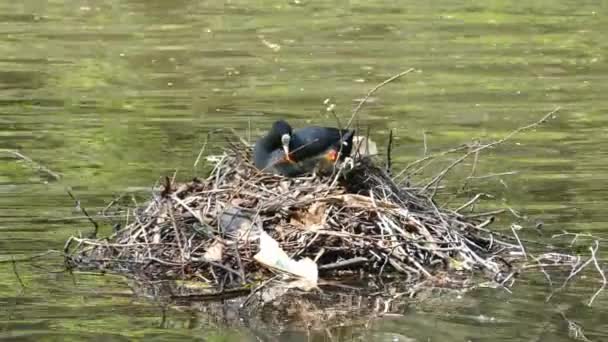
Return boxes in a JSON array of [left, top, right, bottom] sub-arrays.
[[65, 136, 528, 294]]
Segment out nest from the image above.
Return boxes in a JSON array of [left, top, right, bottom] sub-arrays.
[[65, 138, 525, 294]]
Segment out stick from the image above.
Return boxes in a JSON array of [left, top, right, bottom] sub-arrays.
[[552, 230, 608, 245], [319, 257, 369, 271], [455, 193, 486, 213], [422, 107, 560, 196], [559, 311, 592, 342], [510, 224, 527, 260], [327, 103, 343, 130], [346, 68, 416, 129], [66, 188, 99, 238], [228, 128, 251, 147], [386, 129, 394, 173], [234, 239, 245, 284], [466, 209, 506, 218], [247, 117, 252, 144], [393, 145, 468, 184], [468, 171, 519, 179], [422, 131, 428, 156], [193, 131, 213, 169], [459, 147, 479, 192], [587, 240, 606, 307], [168, 206, 185, 263], [0, 250, 60, 264], [548, 257, 594, 302], [3, 149, 61, 181], [12, 257, 26, 291]]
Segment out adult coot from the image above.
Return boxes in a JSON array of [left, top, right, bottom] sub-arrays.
[[253, 120, 354, 177]]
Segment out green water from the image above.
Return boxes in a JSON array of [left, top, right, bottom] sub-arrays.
[[1, 0, 607, 340]]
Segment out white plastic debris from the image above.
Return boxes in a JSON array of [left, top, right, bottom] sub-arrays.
[[254, 231, 318, 287]]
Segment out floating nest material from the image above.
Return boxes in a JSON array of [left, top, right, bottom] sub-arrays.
[[65, 136, 526, 295], [65, 106, 603, 308]]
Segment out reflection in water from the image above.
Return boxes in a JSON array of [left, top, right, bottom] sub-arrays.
[[1, 0, 607, 340]]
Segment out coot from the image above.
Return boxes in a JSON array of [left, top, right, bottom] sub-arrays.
[[253, 120, 354, 177]]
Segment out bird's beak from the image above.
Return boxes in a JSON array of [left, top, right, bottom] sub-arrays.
[[283, 145, 293, 162], [281, 134, 293, 162]]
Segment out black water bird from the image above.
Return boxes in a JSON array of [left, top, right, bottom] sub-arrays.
[[253, 120, 355, 177]]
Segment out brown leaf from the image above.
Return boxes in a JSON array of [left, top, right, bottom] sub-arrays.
[[291, 202, 327, 231]]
